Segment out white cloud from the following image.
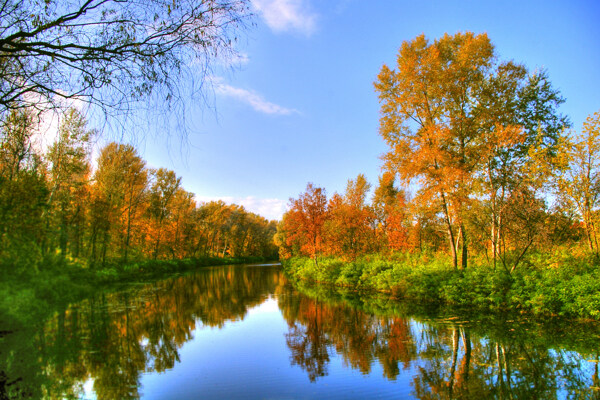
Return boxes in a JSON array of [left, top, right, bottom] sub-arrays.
[[213, 78, 299, 115], [218, 51, 250, 68], [252, 0, 318, 36], [196, 195, 288, 221]]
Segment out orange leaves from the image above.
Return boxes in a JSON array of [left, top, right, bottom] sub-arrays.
[[282, 183, 328, 262]]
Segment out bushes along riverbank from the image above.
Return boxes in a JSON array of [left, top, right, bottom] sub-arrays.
[[282, 251, 600, 320]]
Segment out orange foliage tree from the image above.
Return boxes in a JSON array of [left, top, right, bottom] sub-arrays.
[[279, 183, 328, 266], [374, 32, 569, 270], [372, 172, 412, 252], [324, 174, 376, 259], [375, 32, 496, 269]]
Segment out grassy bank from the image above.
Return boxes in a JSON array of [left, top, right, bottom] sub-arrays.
[[282, 251, 600, 320], [0, 255, 273, 331]]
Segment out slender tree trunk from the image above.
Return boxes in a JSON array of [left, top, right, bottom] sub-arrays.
[[72, 206, 81, 258], [440, 191, 458, 270], [59, 203, 68, 256], [461, 224, 468, 270], [153, 235, 161, 260], [460, 329, 471, 385], [490, 192, 498, 271], [90, 224, 97, 266], [124, 198, 133, 263], [101, 229, 108, 267]]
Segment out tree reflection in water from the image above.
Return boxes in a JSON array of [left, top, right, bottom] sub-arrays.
[[8, 265, 284, 399], [282, 283, 600, 399], [2, 266, 600, 399]]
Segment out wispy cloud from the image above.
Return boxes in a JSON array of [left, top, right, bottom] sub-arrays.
[[252, 0, 318, 36], [218, 51, 250, 68], [213, 78, 299, 115], [196, 196, 288, 221]]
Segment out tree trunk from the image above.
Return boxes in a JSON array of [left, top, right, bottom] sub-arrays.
[[441, 191, 458, 270], [461, 224, 468, 270]]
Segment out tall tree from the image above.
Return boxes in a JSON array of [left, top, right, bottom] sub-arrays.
[[282, 183, 328, 267], [374, 32, 495, 270], [375, 32, 569, 270], [147, 168, 180, 260], [46, 108, 94, 257], [556, 111, 600, 256], [0, 108, 47, 263], [474, 65, 569, 270], [92, 142, 147, 265]]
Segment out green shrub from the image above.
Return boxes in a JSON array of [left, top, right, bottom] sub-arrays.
[[282, 249, 600, 320]]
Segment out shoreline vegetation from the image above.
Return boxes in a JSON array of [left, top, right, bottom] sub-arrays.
[[275, 33, 600, 323], [0, 256, 274, 332], [282, 252, 600, 321]]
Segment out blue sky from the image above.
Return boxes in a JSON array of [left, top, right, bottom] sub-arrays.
[[139, 0, 599, 221]]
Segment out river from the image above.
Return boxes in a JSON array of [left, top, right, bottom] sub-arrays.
[[2, 263, 600, 399]]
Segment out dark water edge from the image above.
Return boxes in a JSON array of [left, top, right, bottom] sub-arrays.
[[2, 264, 600, 399], [0, 256, 272, 334]]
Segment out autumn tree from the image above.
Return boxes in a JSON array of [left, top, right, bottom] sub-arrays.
[[324, 174, 376, 259], [165, 188, 197, 259], [375, 32, 495, 270], [372, 172, 412, 252], [147, 168, 181, 259], [375, 32, 569, 270], [280, 183, 328, 267], [91, 142, 147, 265], [556, 111, 600, 256]]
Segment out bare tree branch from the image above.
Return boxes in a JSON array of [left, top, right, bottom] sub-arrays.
[[0, 0, 252, 131]]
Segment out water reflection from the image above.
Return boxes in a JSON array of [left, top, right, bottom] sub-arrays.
[[3, 265, 284, 399], [282, 283, 600, 399], [2, 265, 600, 399]]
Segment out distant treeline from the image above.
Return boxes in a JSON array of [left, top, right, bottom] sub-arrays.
[[0, 108, 278, 269]]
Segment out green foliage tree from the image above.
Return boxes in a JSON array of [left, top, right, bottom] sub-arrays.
[[46, 108, 94, 257], [0, 109, 47, 264]]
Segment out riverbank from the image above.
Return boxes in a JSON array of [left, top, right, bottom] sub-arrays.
[[282, 251, 600, 320], [0, 255, 273, 331]]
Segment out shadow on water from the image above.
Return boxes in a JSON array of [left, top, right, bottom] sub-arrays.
[[1, 264, 600, 399]]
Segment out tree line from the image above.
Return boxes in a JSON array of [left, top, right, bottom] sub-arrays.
[[276, 32, 599, 273], [0, 107, 278, 269]]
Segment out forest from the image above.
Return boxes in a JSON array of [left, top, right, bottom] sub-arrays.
[[0, 107, 278, 270], [277, 33, 600, 319]]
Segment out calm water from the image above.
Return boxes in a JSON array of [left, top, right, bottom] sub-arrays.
[[2, 263, 600, 399]]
